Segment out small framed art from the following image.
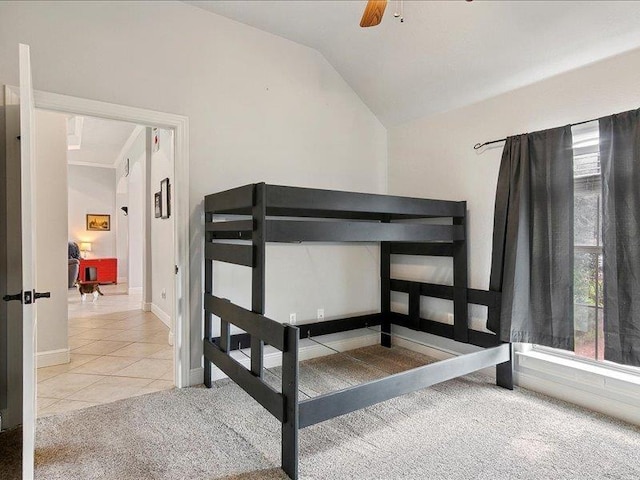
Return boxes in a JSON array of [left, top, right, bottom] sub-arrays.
[[86, 214, 110, 231]]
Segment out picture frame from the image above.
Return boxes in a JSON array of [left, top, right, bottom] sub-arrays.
[[152, 127, 160, 153], [160, 177, 171, 219], [86, 214, 110, 231], [154, 192, 162, 218]]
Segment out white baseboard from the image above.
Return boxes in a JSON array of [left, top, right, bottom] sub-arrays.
[[117, 276, 128, 284], [515, 351, 640, 426], [141, 302, 152, 312], [151, 303, 171, 329], [391, 325, 496, 377], [128, 286, 143, 295], [37, 348, 70, 368]]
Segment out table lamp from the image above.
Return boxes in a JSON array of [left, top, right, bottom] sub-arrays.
[[80, 242, 92, 259]]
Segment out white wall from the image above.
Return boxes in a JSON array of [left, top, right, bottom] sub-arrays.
[[35, 110, 68, 358], [388, 47, 640, 328], [0, 1, 387, 372], [68, 165, 116, 258], [150, 128, 174, 330]]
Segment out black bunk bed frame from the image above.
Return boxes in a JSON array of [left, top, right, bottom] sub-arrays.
[[203, 182, 513, 480]]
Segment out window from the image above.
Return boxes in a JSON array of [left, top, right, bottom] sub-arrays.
[[572, 121, 603, 361], [534, 121, 639, 373]]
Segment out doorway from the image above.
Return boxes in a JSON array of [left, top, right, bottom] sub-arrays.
[[31, 91, 191, 391], [34, 112, 178, 416]]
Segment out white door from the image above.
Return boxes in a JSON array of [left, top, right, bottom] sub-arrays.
[[0, 43, 41, 480]]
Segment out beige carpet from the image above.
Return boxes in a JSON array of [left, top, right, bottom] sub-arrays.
[[33, 346, 640, 479]]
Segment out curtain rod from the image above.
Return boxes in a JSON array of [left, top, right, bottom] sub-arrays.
[[473, 117, 597, 150]]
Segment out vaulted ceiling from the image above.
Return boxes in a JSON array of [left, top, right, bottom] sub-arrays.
[[188, 1, 640, 126]]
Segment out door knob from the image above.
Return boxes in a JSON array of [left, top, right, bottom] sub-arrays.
[[34, 291, 51, 301], [2, 292, 22, 303], [2, 291, 50, 304]]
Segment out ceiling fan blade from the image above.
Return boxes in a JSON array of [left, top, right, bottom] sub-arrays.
[[360, 0, 387, 28]]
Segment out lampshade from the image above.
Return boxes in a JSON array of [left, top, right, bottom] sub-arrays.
[[80, 242, 92, 252]]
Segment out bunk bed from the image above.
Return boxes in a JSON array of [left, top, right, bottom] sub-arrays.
[[203, 182, 513, 480]]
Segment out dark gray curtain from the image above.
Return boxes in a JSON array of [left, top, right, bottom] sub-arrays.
[[600, 109, 640, 367], [488, 126, 574, 349]]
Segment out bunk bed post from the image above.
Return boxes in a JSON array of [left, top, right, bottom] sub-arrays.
[[251, 183, 267, 378], [452, 204, 469, 343], [496, 343, 514, 390], [487, 293, 513, 389], [282, 324, 300, 480], [408, 283, 420, 330], [380, 218, 391, 348], [204, 211, 214, 388]]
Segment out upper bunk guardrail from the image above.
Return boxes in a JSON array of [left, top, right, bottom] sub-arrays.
[[265, 221, 464, 243], [265, 185, 465, 220], [204, 183, 466, 221], [205, 243, 254, 267], [206, 220, 464, 244], [205, 219, 465, 244]]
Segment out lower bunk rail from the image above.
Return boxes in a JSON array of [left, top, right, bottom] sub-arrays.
[[298, 343, 511, 428]]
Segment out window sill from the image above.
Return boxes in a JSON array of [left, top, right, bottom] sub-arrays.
[[515, 350, 640, 425]]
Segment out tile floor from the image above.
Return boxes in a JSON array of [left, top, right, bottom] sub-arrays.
[[36, 283, 174, 417]]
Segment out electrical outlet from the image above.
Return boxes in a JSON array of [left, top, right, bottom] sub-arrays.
[[289, 313, 297, 325], [447, 313, 454, 323], [317, 308, 325, 321], [161, 289, 166, 299]]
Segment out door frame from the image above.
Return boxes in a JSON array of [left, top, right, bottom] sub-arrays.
[[33, 90, 191, 388]]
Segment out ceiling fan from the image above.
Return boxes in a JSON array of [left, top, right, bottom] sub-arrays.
[[360, 0, 393, 28], [360, 0, 472, 28]]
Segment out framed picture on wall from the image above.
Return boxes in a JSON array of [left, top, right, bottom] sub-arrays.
[[152, 127, 160, 153], [154, 192, 162, 218], [86, 214, 110, 231], [160, 177, 171, 219]]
